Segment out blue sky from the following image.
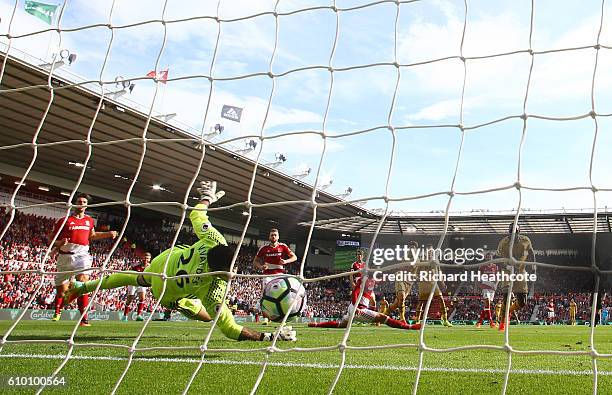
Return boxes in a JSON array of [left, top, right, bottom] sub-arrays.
[[1, 0, 612, 214]]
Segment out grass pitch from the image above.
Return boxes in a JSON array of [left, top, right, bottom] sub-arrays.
[[0, 321, 610, 394]]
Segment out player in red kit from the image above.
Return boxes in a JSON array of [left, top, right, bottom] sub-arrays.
[[253, 229, 297, 324], [546, 299, 555, 325], [51, 193, 117, 326], [253, 228, 297, 285], [121, 252, 152, 322], [475, 253, 498, 329], [309, 251, 420, 331], [350, 249, 365, 290]]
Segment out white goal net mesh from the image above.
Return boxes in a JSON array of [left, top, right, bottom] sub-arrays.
[[0, 0, 611, 394]]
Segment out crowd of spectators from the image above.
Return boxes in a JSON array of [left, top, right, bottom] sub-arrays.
[[0, 208, 608, 321], [0, 210, 355, 317]]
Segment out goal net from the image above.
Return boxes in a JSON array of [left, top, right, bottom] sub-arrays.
[[0, 0, 611, 394]]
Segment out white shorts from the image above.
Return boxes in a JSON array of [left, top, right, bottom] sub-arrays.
[[547, 311, 555, 318], [262, 277, 273, 289], [343, 303, 379, 323], [55, 253, 92, 286], [262, 274, 286, 289], [482, 289, 495, 301], [127, 285, 146, 296]]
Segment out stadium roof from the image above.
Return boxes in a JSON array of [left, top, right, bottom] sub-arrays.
[[0, 51, 365, 240], [2, 50, 610, 239], [299, 209, 612, 235]]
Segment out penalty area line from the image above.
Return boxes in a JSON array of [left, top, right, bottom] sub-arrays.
[[0, 353, 610, 376]]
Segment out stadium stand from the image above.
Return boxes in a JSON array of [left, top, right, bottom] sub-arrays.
[[0, 197, 605, 322]]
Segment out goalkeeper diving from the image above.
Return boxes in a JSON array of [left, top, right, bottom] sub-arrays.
[[64, 181, 296, 342]]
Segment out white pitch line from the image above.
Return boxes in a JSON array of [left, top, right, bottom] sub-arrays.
[[1, 353, 610, 376]]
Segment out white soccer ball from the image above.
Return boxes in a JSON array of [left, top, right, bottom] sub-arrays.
[[260, 277, 307, 322]]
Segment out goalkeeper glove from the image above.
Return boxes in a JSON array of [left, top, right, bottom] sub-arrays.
[[197, 180, 225, 204], [262, 326, 297, 342]]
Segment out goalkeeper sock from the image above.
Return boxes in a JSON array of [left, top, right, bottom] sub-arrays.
[[84, 273, 139, 293], [137, 302, 145, 316], [400, 305, 406, 322], [54, 296, 63, 314], [308, 321, 340, 328], [77, 294, 89, 321]]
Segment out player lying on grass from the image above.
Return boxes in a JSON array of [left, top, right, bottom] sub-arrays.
[[64, 181, 296, 342], [309, 262, 420, 330]]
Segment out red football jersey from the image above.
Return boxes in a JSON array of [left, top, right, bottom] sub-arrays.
[[351, 260, 365, 283], [54, 215, 94, 254], [256, 243, 293, 275], [130, 260, 146, 272], [479, 263, 497, 290], [350, 260, 374, 307]]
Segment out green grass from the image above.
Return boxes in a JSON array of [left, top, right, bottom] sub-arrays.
[[0, 321, 610, 394]]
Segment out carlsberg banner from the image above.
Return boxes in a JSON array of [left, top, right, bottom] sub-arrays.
[[0, 309, 258, 322]]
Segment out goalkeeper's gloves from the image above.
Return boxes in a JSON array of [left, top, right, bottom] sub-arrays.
[[197, 181, 225, 204], [262, 326, 297, 342]]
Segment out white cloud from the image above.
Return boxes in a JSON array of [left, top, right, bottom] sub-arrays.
[[406, 98, 463, 122], [401, 0, 612, 123]]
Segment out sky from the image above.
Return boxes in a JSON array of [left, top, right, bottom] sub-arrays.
[[1, 0, 612, 215]]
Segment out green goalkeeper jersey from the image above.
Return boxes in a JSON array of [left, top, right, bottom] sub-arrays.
[[145, 203, 243, 340]]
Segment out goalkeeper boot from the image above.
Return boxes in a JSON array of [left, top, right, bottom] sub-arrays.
[[51, 312, 61, 322], [136, 315, 144, 322], [279, 326, 297, 341], [63, 281, 85, 306], [442, 318, 453, 327]]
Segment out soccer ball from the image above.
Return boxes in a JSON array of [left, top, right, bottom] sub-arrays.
[[260, 277, 307, 322]]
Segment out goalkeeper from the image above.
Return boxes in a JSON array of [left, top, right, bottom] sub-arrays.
[[64, 181, 296, 342]]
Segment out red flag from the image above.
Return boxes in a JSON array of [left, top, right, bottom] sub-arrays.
[[146, 69, 169, 84], [158, 69, 168, 83]]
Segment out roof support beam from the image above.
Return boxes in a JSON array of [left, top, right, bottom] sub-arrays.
[[356, 219, 379, 233], [481, 217, 497, 234], [564, 216, 573, 234]]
